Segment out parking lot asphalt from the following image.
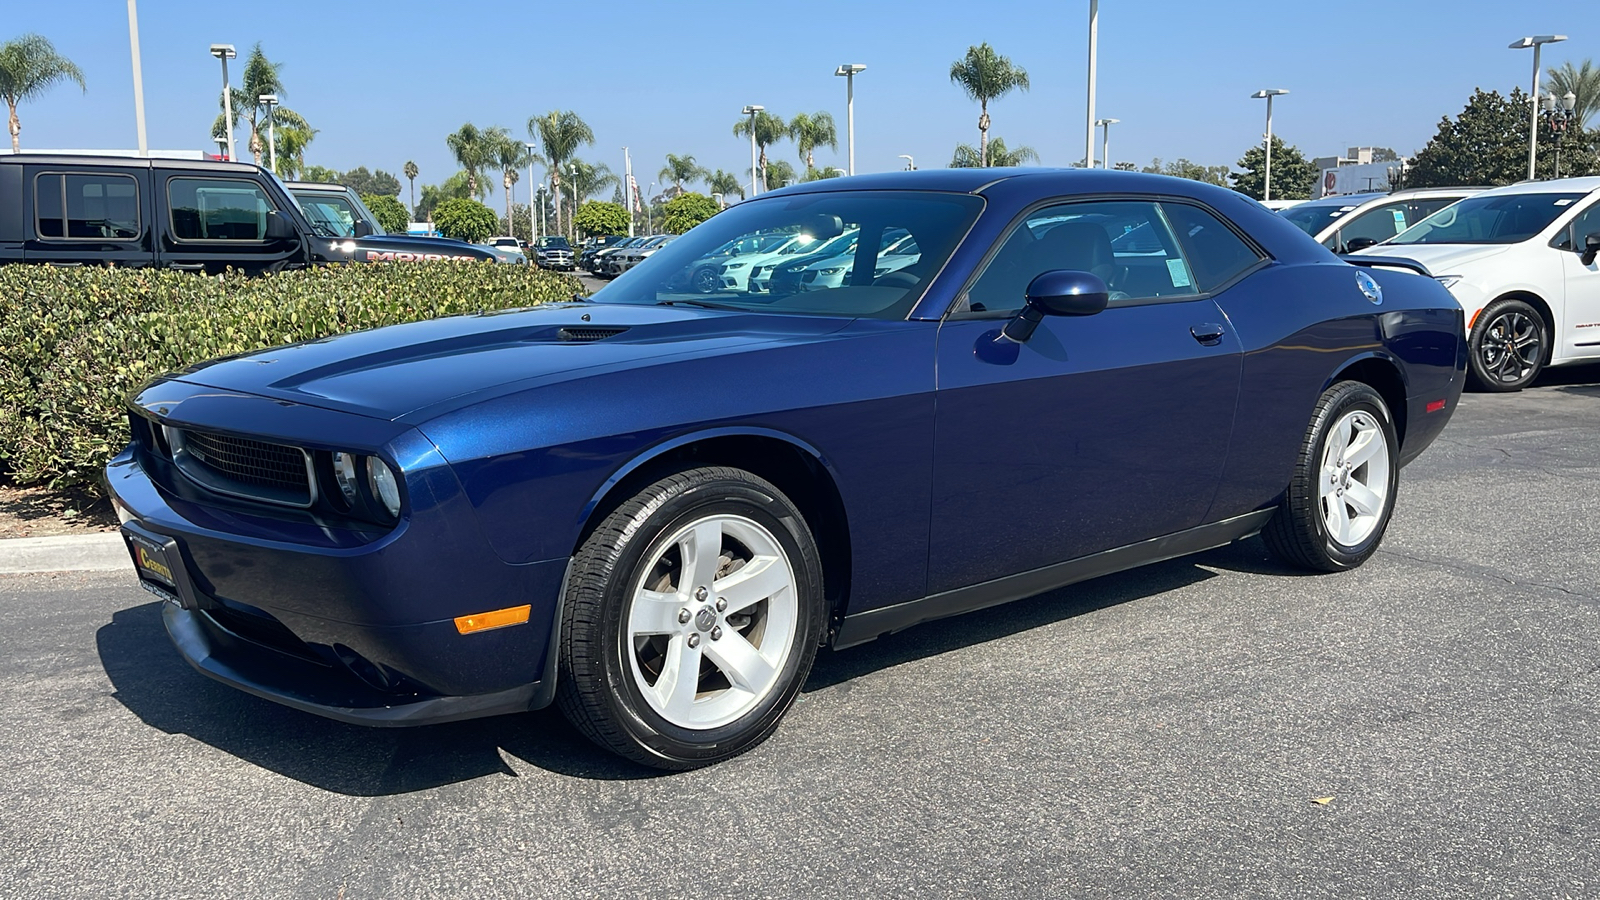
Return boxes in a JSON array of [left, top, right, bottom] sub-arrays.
[[3, 369, 1599, 899]]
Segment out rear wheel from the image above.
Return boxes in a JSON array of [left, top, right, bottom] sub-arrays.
[[1467, 298, 1546, 392], [692, 266, 721, 293], [556, 466, 825, 769], [1263, 381, 1398, 571]]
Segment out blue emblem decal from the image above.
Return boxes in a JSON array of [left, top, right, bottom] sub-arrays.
[[1356, 270, 1383, 305]]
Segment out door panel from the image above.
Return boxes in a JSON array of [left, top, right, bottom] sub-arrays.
[[1559, 201, 1600, 360], [155, 174, 302, 275], [22, 165, 155, 267]]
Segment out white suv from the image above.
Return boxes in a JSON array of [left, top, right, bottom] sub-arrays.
[[1356, 177, 1600, 391]]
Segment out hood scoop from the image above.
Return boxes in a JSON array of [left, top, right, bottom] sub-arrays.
[[556, 325, 630, 343]]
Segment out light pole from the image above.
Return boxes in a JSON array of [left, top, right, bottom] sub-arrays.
[[525, 143, 539, 242], [623, 146, 635, 237], [712, 192, 725, 209], [898, 154, 916, 171], [1095, 118, 1119, 169], [1510, 35, 1567, 180], [212, 133, 227, 160], [646, 181, 657, 234], [209, 44, 237, 162], [569, 163, 578, 240], [257, 94, 278, 173], [1250, 88, 1289, 201], [834, 64, 866, 176], [743, 105, 764, 196], [1085, 0, 1098, 169], [1542, 90, 1578, 178], [127, 0, 147, 155]]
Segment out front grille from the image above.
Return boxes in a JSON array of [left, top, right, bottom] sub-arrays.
[[172, 429, 313, 507]]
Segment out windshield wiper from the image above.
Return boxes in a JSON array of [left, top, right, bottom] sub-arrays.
[[657, 298, 744, 311]]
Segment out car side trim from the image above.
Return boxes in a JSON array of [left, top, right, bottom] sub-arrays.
[[832, 508, 1276, 649]]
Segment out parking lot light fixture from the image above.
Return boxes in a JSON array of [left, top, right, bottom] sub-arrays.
[[834, 64, 866, 175], [257, 94, 278, 172], [1510, 35, 1567, 180], [1095, 118, 1119, 169], [208, 44, 237, 162], [1250, 88, 1289, 201], [526, 143, 539, 241], [898, 154, 915, 171], [211, 132, 226, 160], [743, 105, 764, 195]]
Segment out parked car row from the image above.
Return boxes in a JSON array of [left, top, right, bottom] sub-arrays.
[[1291, 177, 1600, 392], [579, 234, 679, 277]]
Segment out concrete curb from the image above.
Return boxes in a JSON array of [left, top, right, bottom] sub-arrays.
[[0, 533, 128, 575]]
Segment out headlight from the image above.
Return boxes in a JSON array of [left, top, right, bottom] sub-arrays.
[[332, 452, 361, 505], [1434, 275, 1462, 290], [365, 457, 402, 518], [819, 267, 845, 275], [724, 262, 747, 269]]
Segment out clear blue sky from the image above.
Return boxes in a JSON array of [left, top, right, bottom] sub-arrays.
[[5, 1, 1589, 202]]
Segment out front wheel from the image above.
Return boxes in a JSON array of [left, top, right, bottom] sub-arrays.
[[1263, 381, 1399, 572], [556, 466, 826, 769], [1467, 298, 1546, 392]]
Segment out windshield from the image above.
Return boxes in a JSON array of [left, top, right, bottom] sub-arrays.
[[1278, 196, 1382, 236], [537, 236, 571, 249], [592, 190, 983, 320], [290, 190, 385, 237], [1388, 192, 1586, 245]]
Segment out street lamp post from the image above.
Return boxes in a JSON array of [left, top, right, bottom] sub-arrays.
[[742, 105, 764, 196], [1085, 0, 1099, 169], [898, 154, 916, 171], [1510, 35, 1568, 180], [834, 64, 866, 176], [623, 146, 635, 237], [525, 143, 539, 242], [1542, 90, 1579, 178], [1250, 88, 1289, 201], [646, 182, 657, 234], [569, 163, 578, 240], [209, 44, 237, 162], [257, 94, 278, 173], [127, 0, 147, 155], [1095, 118, 1119, 169], [212, 133, 227, 160]]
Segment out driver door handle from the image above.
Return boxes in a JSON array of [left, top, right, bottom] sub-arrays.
[[1190, 323, 1226, 346]]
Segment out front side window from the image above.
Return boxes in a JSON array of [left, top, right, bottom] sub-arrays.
[[1337, 201, 1412, 249], [1390, 192, 1586, 245], [1555, 200, 1600, 251], [963, 199, 1201, 315], [35, 172, 141, 240], [293, 193, 358, 237], [168, 177, 275, 241]]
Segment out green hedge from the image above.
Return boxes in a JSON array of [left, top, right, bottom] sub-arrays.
[[0, 263, 582, 494]]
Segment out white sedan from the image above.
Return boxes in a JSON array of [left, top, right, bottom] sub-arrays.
[[1356, 177, 1600, 391]]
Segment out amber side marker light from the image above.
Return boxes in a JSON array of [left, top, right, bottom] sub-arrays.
[[454, 605, 531, 635]]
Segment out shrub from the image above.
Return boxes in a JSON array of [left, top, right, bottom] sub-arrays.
[[661, 193, 720, 234], [362, 193, 411, 233], [573, 201, 629, 238], [433, 198, 499, 243], [0, 263, 581, 494]]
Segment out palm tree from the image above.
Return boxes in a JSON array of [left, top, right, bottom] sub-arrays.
[[0, 34, 86, 153], [762, 160, 797, 190], [659, 153, 708, 193], [212, 44, 289, 165], [404, 160, 419, 216], [267, 109, 315, 178], [446, 123, 502, 199], [949, 137, 1039, 168], [562, 158, 619, 239], [1546, 59, 1600, 129], [531, 110, 596, 238], [707, 169, 742, 206], [490, 131, 527, 231], [787, 111, 838, 170], [733, 110, 787, 192], [949, 43, 1030, 167]]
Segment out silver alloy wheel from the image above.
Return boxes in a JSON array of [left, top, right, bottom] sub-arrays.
[[626, 514, 799, 730], [1319, 409, 1392, 547], [1480, 310, 1542, 384]]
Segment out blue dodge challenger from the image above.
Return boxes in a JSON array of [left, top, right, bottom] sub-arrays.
[[108, 169, 1466, 769]]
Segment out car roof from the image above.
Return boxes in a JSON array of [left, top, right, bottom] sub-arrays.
[[284, 181, 348, 191], [1470, 176, 1600, 197], [0, 153, 263, 176]]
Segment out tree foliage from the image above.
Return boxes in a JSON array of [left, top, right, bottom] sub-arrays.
[[530, 110, 595, 236], [706, 169, 743, 203], [209, 43, 307, 168], [339, 167, 401, 198], [574, 201, 629, 237], [0, 33, 86, 152], [659, 153, 708, 192], [949, 43, 1029, 167], [1140, 158, 1232, 187], [733, 110, 787, 187], [1406, 87, 1600, 187], [950, 136, 1038, 168], [1231, 136, 1318, 200], [446, 123, 508, 200], [362, 193, 409, 233], [433, 197, 498, 243], [787, 111, 838, 169], [661, 193, 720, 235], [1546, 58, 1600, 129]]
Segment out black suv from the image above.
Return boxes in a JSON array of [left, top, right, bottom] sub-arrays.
[[0, 154, 495, 274]]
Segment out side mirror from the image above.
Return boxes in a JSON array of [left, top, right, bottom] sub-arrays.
[[1344, 236, 1380, 253], [1002, 270, 1109, 343], [352, 219, 374, 238], [1583, 233, 1599, 267], [263, 210, 296, 241]]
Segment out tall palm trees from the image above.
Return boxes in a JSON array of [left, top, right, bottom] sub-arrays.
[[491, 133, 527, 230], [950, 137, 1039, 168], [733, 109, 787, 192], [1546, 59, 1600, 128], [949, 43, 1030, 168], [446, 123, 502, 200], [404, 160, 419, 216], [787, 111, 838, 172], [531, 110, 596, 238], [707, 170, 742, 206], [659, 153, 708, 193], [0, 34, 86, 153], [212, 44, 299, 166]]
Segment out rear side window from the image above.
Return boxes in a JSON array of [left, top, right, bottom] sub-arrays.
[[168, 177, 275, 241], [1161, 204, 1264, 293], [34, 173, 142, 240]]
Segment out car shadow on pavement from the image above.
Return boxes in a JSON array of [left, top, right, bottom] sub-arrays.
[[1535, 362, 1600, 389], [96, 602, 664, 793]]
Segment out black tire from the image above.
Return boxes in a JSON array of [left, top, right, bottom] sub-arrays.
[[692, 266, 721, 293], [1263, 381, 1399, 572], [1467, 298, 1547, 392], [556, 466, 826, 769]]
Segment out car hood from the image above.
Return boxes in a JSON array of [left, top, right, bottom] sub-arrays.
[[168, 302, 854, 423], [1353, 242, 1513, 273]]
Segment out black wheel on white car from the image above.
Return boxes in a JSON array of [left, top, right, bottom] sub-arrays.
[[1263, 381, 1399, 572], [1467, 298, 1546, 392], [556, 466, 825, 769]]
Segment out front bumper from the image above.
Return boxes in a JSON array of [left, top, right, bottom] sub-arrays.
[[106, 422, 570, 726]]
